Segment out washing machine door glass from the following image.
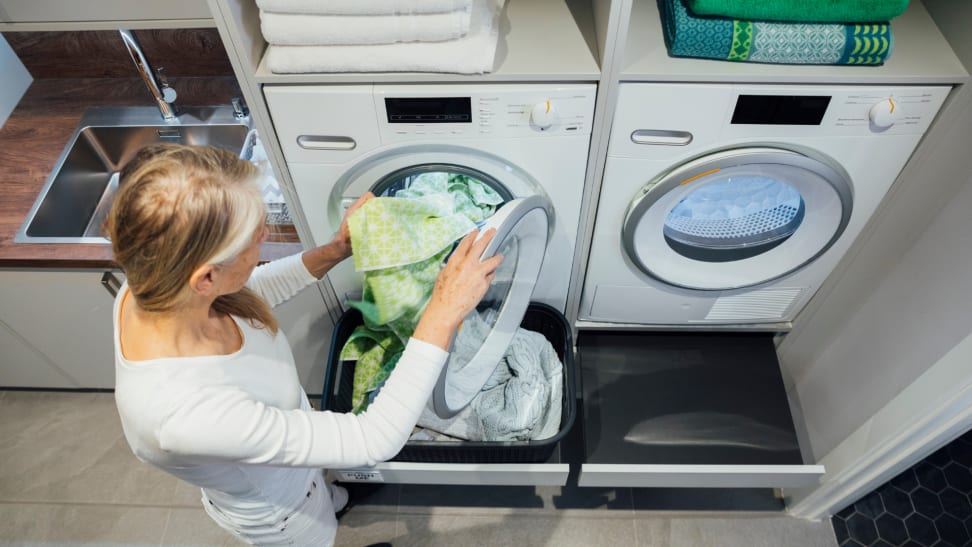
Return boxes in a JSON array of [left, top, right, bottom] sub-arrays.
[[623, 147, 852, 290], [431, 195, 551, 418]]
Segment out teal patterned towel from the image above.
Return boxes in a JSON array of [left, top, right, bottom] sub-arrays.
[[660, 0, 893, 65], [683, 0, 909, 24]]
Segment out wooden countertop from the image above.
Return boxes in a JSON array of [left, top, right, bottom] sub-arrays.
[[0, 77, 303, 269]]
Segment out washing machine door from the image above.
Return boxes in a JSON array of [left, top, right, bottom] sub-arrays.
[[621, 146, 852, 291], [430, 195, 551, 418]]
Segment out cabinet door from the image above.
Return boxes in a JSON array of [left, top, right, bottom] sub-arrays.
[[0, 319, 78, 388], [0, 270, 116, 389], [274, 283, 334, 397]]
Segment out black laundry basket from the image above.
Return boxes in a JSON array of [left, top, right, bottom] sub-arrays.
[[322, 302, 576, 463]]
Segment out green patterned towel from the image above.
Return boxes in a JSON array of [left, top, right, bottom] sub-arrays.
[[684, 0, 909, 24], [660, 0, 893, 65], [394, 172, 504, 223], [341, 191, 485, 412]]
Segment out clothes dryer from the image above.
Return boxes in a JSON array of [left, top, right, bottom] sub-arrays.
[[264, 84, 596, 315], [579, 83, 949, 326]]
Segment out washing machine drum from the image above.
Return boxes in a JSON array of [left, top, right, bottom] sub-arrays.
[[623, 146, 853, 290], [336, 157, 554, 418]]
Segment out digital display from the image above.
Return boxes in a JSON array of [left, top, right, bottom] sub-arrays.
[[385, 97, 472, 123], [731, 95, 831, 125]]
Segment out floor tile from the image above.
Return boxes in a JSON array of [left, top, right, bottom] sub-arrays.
[[668, 516, 838, 547], [397, 513, 638, 547], [0, 391, 190, 507], [161, 507, 247, 546], [0, 501, 167, 544], [335, 511, 401, 547]]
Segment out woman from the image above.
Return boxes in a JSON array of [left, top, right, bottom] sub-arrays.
[[108, 144, 502, 546]]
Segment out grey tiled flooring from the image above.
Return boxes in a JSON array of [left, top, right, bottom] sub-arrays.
[[0, 390, 838, 546]]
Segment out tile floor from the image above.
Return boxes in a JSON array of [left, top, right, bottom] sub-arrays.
[[0, 390, 839, 546]]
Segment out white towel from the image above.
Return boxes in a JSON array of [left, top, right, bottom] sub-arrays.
[[266, 0, 505, 74], [256, 0, 470, 15], [260, 9, 472, 46]]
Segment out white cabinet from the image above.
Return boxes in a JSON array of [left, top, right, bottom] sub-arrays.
[[0, 319, 78, 388], [0, 0, 214, 30], [274, 283, 335, 396], [0, 269, 117, 389]]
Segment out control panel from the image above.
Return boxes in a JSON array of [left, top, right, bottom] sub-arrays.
[[727, 85, 951, 136], [374, 84, 596, 142]]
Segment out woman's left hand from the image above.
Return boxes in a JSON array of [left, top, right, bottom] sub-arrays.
[[332, 192, 373, 260]]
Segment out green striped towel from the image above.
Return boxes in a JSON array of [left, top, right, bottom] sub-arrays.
[[660, 0, 893, 65], [684, 0, 909, 24]]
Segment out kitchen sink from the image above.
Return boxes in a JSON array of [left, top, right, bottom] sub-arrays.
[[15, 106, 252, 244]]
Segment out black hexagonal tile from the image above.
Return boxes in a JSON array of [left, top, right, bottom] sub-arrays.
[[916, 462, 948, 492], [842, 540, 865, 547], [836, 503, 857, 519], [856, 492, 886, 519], [893, 469, 921, 493], [846, 513, 880, 545], [876, 513, 909, 545], [943, 462, 972, 491], [939, 487, 972, 520], [871, 541, 894, 547], [950, 441, 972, 468], [881, 486, 916, 518], [905, 513, 940, 546], [912, 487, 945, 519], [832, 515, 849, 544], [926, 445, 953, 468], [935, 513, 970, 546]]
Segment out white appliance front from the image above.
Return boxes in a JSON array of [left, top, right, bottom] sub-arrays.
[[579, 83, 950, 326], [264, 84, 597, 314]]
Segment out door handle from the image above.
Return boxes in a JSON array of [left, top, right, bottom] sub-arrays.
[[101, 271, 122, 298], [296, 135, 356, 151], [630, 130, 693, 146]]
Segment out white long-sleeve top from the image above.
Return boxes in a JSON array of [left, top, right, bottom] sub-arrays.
[[113, 254, 448, 524]]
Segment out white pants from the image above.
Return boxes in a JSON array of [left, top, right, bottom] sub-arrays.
[[202, 469, 338, 546]]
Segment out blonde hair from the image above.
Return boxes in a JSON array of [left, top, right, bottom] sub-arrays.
[[107, 143, 278, 333]]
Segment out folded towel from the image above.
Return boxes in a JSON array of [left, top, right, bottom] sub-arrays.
[[660, 0, 893, 65], [266, 0, 505, 74], [260, 9, 472, 46], [256, 0, 470, 16], [684, 0, 909, 24]]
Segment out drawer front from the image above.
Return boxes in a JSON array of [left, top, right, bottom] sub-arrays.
[[579, 464, 824, 488], [263, 85, 379, 165], [335, 462, 570, 486], [578, 331, 824, 489]]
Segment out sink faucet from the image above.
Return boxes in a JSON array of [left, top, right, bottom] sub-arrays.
[[118, 29, 178, 121]]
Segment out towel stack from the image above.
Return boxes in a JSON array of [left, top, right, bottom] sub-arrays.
[[659, 0, 910, 65], [258, 0, 507, 74]]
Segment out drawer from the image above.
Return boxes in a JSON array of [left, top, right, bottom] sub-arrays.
[[333, 459, 570, 486], [577, 331, 824, 489]]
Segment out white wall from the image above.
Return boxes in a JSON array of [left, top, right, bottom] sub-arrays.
[[0, 35, 31, 127]]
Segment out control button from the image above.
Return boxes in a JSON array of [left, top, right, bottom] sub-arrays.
[[868, 98, 901, 130], [530, 100, 559, 131]]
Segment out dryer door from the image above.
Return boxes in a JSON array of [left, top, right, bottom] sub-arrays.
[[432, 196, 552, 418], [623, 146, 852, 290]]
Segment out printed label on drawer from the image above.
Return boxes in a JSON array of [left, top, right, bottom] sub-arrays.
[[337, 469, 385, 482]]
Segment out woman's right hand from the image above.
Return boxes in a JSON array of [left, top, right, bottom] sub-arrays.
[[413, 228, 504, 351]]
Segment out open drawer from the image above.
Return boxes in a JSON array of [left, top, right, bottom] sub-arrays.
[[577, 331, 824, 489], [324, 304, 575, 486]]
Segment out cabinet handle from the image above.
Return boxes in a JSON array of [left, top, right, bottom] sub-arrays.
[[101, 271, 122, 298], [630, 130, 693, 146], [296, 135, 356, 151]]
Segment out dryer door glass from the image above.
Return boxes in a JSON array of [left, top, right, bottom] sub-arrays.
[[432, 196, 551, 418], [663, 175, 806, 262], [623, 147, 852, 291]]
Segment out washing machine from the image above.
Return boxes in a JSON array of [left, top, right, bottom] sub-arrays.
[[579, 83, 950, 326], [264, 83, 596, 314]]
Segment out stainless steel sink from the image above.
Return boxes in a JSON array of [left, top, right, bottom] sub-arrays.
[[15, 106, 252, 244]]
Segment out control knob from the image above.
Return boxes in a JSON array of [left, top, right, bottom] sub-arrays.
[[530, 100, 559, 131], [868, 98, 900, 129]]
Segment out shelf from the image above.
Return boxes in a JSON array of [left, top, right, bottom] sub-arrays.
[[621, 0, 968, 85], [252, 0, 601, 84]]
